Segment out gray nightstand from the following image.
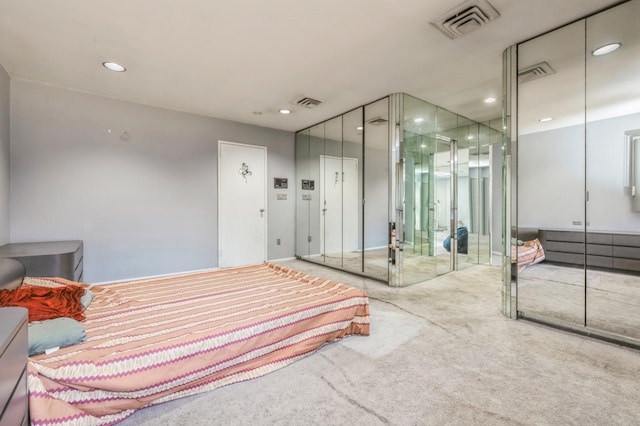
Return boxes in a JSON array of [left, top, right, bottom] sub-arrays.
[[0, 307, 29, 426]]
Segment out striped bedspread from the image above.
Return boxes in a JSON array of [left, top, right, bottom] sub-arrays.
[[27, 262, 370, 425]]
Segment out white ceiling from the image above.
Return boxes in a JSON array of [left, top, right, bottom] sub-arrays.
[[0, 0, 622, 133]]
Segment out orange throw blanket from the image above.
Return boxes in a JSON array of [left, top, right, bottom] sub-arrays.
[[0, 284, 85, 322]]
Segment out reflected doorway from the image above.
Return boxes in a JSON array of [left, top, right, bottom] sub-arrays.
[[319, 155, 359, 258]]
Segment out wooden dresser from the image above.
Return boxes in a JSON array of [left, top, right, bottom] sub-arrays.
[[0, 241, 83, 281], [0, 307, 29, 426]]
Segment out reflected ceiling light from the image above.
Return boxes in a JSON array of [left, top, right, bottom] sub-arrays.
[[484, 97, 496, 103], [102, 61, 126, 72], [421, 144, 426, 148], [356, 126, 363, 131], [436, 135, 451, 142], [467, 135, 474, 140], [414, 117, 424, 123], [279, 109, 291, 114], [592, 42, 621, 56], [539, 117, 553, 122]]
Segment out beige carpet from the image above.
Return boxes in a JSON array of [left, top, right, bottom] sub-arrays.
[[518, 262, 640, 340]]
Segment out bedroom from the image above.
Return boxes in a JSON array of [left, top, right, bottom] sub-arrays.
[[2, 0, 640, 425]]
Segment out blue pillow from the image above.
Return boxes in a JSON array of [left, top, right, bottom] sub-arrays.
[[81, 289, 95, 309], [28, 317, 87, 356]]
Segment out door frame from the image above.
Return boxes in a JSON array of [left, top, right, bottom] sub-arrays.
[[217, 140, 267, 267]]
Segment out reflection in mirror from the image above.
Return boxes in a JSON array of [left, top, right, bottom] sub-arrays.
[[585, 0, 640, 341], [516, 20, 587, 326], [363, 101, 389, 281], [401, 94, 438, 285], [339, 108, 364, 276], [457, 123, 476, 271], [320, 116, 344, 269], [363, 97, 390, 282], [308, 124, 325, 262], [295, 129, 311, 259], [296, 93, 498, 286]]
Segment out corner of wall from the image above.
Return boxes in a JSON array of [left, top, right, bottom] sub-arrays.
[[0, 62, 10, 246]]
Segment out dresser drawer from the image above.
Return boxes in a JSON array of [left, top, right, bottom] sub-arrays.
[[0, 368, 28, 426], [0, 308, 28, 426], [0, 311, 27, 412]]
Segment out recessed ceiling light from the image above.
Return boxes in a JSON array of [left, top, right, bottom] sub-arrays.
[[592, 42, 621, 56], [252, 111, 263, 116], [102, 62, 126, 72], [484, 97, 496, 103], [279, 109, 291, 115], [539, 117, 553, 122], [414, 117, 424, 123]]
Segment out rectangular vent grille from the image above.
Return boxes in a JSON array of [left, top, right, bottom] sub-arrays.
[[518, 62, 555, 84], [290, 96, 322, 109], [431, 0, 500, 39]]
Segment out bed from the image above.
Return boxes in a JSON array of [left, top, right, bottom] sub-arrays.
[[0, 260, 370, 425], [511, 238, 546, 271]]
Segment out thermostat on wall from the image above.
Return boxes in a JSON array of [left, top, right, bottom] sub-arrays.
[[274, 177, 288, 189]]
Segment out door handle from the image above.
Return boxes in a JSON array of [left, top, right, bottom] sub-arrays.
[[260, 208, 265, 217]]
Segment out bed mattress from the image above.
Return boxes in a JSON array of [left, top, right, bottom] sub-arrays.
[[27, 262, 370, 425]]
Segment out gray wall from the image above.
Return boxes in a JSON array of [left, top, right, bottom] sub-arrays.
[[0, 64, 9, 245], [10, 79, 295, 282]]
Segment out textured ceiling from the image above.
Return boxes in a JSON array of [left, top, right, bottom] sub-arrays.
[[0, 0, 622, 132]]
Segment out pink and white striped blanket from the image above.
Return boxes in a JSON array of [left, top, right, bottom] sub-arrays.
[[27, 262, 370, 425]]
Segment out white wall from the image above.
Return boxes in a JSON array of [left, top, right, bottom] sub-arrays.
[[10, 79, 295, 282], [0, 64, 9, 245], [519, 112, 640, 233]]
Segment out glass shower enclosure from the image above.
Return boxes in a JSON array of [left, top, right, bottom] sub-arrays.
[[295, 93, 500, 286]]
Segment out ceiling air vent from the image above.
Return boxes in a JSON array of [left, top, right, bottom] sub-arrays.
[[290, 96, 322, 109], [518, 62, 555, 84], [367, 116, 388, 126], [430, 0, 500, 39]]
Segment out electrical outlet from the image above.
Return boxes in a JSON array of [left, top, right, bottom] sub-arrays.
[[276, 238, 281, 245]]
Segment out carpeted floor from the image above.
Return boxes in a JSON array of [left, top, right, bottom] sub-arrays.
[[119, 260, 640, 426]]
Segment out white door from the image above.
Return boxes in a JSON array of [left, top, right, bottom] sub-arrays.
[[320, 156, 358, 255], [218, 141, 267, 268]]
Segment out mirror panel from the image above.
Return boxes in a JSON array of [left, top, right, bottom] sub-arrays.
[[585, 0, 640, 340], [457, 122, 475, 271], [308, 124, 325, 262], [295, 129, 311, 259], [401, 94, 438, 284], [362, 102, 389, 280], [341, 107, 365, 275], [516, 20, 586, 325], [321, 116, 344, 269]]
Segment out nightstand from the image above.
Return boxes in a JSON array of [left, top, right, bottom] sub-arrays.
[[0, 241, 83, 281]]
